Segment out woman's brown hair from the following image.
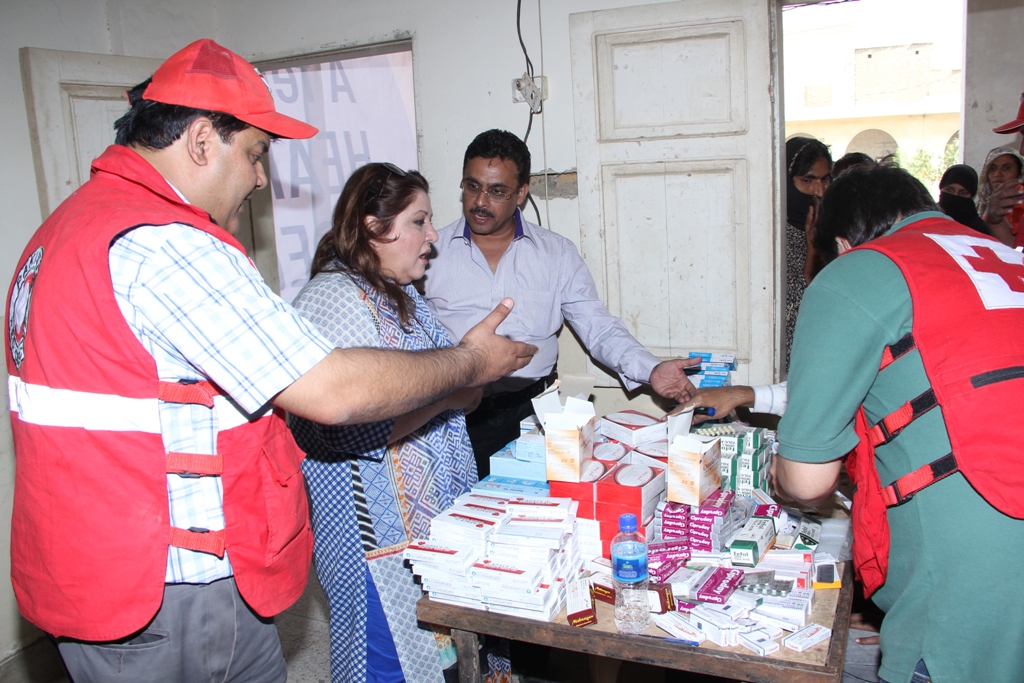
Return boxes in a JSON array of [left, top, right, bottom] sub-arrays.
[[310, 163, 429, 325]]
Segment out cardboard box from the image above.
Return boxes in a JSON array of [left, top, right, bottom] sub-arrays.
[[599, 410, 667, 447], [548, 459, 610, 519], [565, 578, 597, 627], [403, 539, 480, 572], [687, 352, 737, 369], [520, 415, 541, 434], [667, 435, 721, 506], [455, 492, 510, 509], [596, 463, 666, 521], [533, 386, 597, 483], [695, 567, 744, 604], [505, 497, 574, 520], [783, 623, 832, 652], [739, 629, 781, 657], [648, 582, 676, 613], [488, 523, 567, 550], [510, 428, 546, 463], [729, 517, 777, 568], [490, 450, 547, 480], [687, 604, 740, 647], [593, 441, 631, 465], [471, 475, 549, 498], [652, 612, 706, 645], [630, 440, 670, 470], [469, 559, 543, 591], [430, 509, 504, 543]]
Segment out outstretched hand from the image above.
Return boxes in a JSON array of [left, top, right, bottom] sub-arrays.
[[672, 386, 756, 425], [649, 358, 700, 402], [985, 181, 1024, 223], [459, 298, 538, 386]]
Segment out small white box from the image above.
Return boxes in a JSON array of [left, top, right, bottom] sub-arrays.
[[599, 410, 667, 447], [739, 629, 781, 657], [469, 559, 543, 591], [667, 435, 721, 506], [511, 428, 547, 463], [505, 496, 574, 520], [533, 386, 597, 483], [430, 509, 503, 542], [783, 623, 832, 653], [652, 611, 706, 645], [403, 539, 480, 572], [688, 605, 740, 647], [729, 517, 777, 567]]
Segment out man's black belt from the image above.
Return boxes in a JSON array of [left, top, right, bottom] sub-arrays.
[[476, 372, 557, 414]]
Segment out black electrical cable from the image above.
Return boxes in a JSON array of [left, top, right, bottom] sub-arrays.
[[516, 0, 534, 78], [516, 0, 543, 225]]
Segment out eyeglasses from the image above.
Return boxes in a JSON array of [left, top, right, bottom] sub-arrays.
[[365, 162, 409, 205], [460, 179, 517, 203]]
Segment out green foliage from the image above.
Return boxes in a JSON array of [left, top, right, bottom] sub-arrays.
[[943, 134, 960, 169], [906, 149, 941, 185], [892, 147, 945, 188]]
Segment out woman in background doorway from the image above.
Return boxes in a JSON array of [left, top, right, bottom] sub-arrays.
[[938, 164, 989, 236], [977, 146, 1024, 245], [288, 163, 481, 683], [785, 137, 832, 370]]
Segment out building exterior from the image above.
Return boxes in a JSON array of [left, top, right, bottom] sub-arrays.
[[784, 2, 963, 191]]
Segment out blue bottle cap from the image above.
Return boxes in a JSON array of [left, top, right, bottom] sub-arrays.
[[619, 513, 637, 533]]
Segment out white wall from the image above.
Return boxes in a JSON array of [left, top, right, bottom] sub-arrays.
[[964, 0, 1024, 172]]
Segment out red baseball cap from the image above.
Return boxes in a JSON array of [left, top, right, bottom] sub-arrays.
[[142, 39, 317, 140], [994, 92, 1024, 135]]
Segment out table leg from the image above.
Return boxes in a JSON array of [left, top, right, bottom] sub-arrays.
[[589, 654, 622, 683], [453, 628, 482, 683]]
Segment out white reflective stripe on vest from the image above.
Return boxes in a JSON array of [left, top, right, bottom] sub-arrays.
[[8, 376, 255, 431]]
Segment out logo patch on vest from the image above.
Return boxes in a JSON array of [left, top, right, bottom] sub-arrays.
[[8, 247, 43, 370], [925, 233, 1024, 309]]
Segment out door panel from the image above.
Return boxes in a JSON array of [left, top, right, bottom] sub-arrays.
[[20, 48, 161, 217], [571, 0, 783, 387]]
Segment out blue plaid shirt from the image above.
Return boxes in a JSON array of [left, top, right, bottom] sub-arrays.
[[109, 223, 333, 583]]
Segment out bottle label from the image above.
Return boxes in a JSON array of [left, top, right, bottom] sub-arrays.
[[611, 542, 648, 582]]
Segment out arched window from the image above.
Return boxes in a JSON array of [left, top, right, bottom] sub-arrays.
[[846, 129, 898, 160], [944, 131, 960, 167]]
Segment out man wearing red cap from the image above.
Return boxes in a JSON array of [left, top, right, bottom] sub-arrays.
[[5, 39, 535, 682], [983, 92, 1024, 241]]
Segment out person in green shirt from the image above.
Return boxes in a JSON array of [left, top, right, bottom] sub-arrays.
[[775, 165, 1024, 683]]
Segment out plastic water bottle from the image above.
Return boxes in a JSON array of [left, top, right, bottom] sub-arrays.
[[611, 513, 650, 634]]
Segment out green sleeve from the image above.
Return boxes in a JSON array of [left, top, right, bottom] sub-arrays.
[[778, 250, 913, 464]]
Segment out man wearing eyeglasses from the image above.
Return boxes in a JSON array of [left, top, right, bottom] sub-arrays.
[[424, 129, 698, 474], [6, 44, 536, 682]]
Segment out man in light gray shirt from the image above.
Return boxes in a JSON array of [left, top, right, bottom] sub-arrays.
[[423, 129, 697, 473]]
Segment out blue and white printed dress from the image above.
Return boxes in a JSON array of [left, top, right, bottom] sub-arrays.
[[288, 268, 476, 683]]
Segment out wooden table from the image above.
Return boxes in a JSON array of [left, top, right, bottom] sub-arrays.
[[416, 562, 854, 683]]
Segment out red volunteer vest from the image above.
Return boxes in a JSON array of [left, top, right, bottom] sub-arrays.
[[5, 146, 311, 640], [846, 215, 1024, 596]]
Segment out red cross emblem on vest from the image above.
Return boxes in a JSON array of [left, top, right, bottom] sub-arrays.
[[925, 232, 1024, 310], [964, 246, 1024, 293]]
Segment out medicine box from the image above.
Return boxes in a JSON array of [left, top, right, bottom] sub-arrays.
[[667, 435, 721, 506], [533, 387, 597, 483], [490, 450, 547, 480], [599, 410, 667, 447]]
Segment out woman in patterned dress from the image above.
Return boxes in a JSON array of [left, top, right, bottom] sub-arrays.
[[784, 137, 832, 371], [288, 163, 481, 683]]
